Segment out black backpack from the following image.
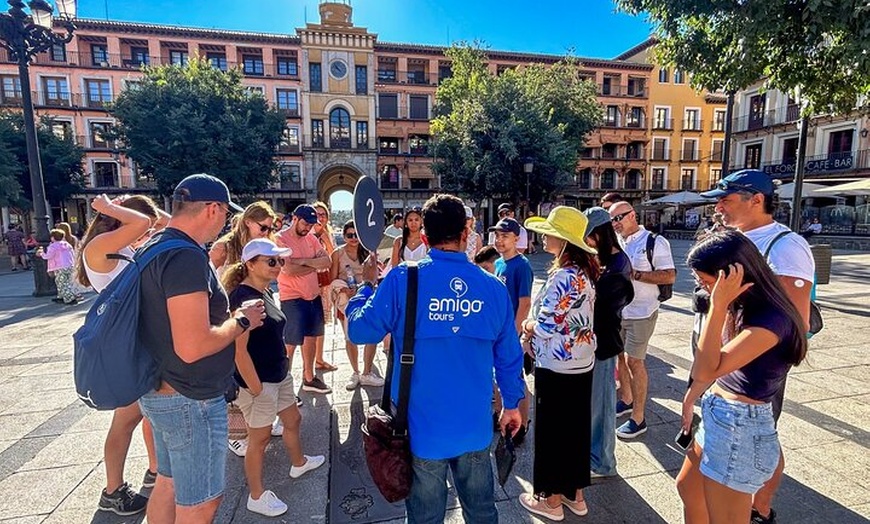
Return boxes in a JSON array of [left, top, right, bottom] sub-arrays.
[[646, 232, 674, 302]]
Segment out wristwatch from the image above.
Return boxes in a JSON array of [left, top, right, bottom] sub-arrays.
[[235, 316, 251, 332]]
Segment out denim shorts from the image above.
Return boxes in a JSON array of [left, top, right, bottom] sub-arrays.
[[139, 392, 228, 506], [281, 296, 324, 345], [695, 393, 780, 494]]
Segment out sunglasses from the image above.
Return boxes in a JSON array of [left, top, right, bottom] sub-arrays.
[[611, 211, 633, 223], [208, 202, 233, 221], [260, 257, 285, 267], [257, 223, 277, 234], [716, 180, 759, 194], [344, 232, 358, 239]]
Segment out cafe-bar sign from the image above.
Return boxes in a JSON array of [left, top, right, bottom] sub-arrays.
[[763, 153, 854, 176]]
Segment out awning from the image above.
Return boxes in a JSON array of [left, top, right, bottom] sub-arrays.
[[816, 179, 870, 196]]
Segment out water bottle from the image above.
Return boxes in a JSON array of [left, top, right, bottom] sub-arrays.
[[345, 265, 356, 287]]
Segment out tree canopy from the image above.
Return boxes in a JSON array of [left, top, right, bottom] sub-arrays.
[[430, 45, 602, 206], [110, 56, 286, 196], [0, 112, 85, 209], [616, 0, 870, 113]]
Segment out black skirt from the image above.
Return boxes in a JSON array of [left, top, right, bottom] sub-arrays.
[[532, 367, 593, 498]]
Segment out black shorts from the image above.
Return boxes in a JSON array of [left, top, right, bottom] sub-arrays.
[[280, 296, 324, 345]]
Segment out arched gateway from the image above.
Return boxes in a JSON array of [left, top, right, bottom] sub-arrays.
[[316, 164, 365, 203]]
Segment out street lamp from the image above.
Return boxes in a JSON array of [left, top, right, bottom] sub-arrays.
[[523, 157, 534, 216], [0, 0, 76, 296]]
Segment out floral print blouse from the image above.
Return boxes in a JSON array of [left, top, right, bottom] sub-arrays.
[[530, 265, 596, 374]]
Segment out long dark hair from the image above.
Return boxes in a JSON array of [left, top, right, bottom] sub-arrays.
[[75, 195, 159, 287], [687, 230, 807, 366], [400, 207, 423, 260], [343, 220, 369, 262], [551, 239, 601, 282], [587, 222, 623, 268]]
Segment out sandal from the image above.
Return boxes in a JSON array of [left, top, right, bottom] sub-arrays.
[[315, 361, 338, 372]]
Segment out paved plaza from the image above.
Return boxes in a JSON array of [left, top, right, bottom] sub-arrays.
[[0, 239, 867, 523]]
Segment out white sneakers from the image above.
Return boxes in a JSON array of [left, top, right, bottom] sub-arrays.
[[346, 372, 361, 391], [247, 490, 287, 517], [289, 454, 326, 478], [359, 372, 385, 387], [228, 439, 248, 457], [271, 417, 284, 437]]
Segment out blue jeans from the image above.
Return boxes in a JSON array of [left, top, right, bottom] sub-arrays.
[[590, 356, 617, 475], [405, 447, 497, 524], [139, 392, 228, 506]]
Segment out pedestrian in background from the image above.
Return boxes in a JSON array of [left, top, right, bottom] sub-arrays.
[[5, 224, 28, 271], [464, 205, 482, 262], [209, 201, 278, 277], [36, 229, 77, 304], [312, 201, 338, 372]]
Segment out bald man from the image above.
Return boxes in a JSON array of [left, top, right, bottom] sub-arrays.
[[609, 202, 675, 439]]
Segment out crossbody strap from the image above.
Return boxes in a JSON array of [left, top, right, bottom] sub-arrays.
[[763, 231, 791, 260], [381, 263, 418, 434], [646, 232, 657, 270]]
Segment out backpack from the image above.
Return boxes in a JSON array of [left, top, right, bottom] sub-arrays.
[[645, 232, 674, 302], [764, 231, 824, 336], [73, 238, 194, 410]]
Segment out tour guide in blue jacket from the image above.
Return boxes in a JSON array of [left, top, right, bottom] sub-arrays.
[[347, 194, 524, 523]]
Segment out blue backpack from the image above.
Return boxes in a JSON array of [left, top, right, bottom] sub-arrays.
[[73, 238, 193, 410]]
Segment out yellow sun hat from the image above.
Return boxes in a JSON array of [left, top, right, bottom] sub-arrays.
[[524, 206, 597, 254]]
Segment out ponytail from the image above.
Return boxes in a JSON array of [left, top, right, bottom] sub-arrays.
[[220, 261, 248, 295]]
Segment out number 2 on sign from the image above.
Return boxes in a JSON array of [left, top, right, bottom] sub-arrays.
[[366, 198, 376, 227]]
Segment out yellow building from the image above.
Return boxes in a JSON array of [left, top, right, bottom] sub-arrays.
[[616, 39, 727, 196]]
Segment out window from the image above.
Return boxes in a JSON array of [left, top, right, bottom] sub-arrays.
[[625, 170, 641, 190], [438, 64, 452, 84], [684, 109, 701, 131], [245, 86, 263, 96], [786, 98, 800, 122], [604, 106, 619, 126], [42, 77, 69, 106], [355, 65, 367, 95], [276, 89, 298, 115], [89, 122, 114, 148], [410, 178, 431, 189], [652, 138, 669, 160], [409, 95, 428, 120], [711, 140, 724, 162], [627, 78, 644, 96], [658, 68, 668, 83], [356, 121, 368, 149], [91, 44, 108, 66], [277, 56, 298, 76], [579, 148, 594, 159], [278, 126, 300, 152], [50, 43, 66, 62], [652, 168, 665, 190], [206, 53, 227, 71], [169, 50, 188, 66], [682, 139, 698, 161], [243, 55, 264, 76], [85, 79, 111, 108], [710, 168, 722, 183], [626, 107, 643, 128], [713, 109, 726, 132], [309, 62, 322, 92], [601, 76, 614, 95], [378, 93, 398, 119], [93, 162, 119, 188], [381, 165, 400, 188], [278, 164, 302, 190], [744, 143, 762, 169], [654, 107, 671, 129], [409, 135, 429, 155], [578, 169, 591, 189], [408, 65, 427, 84], [0, 76, 21, 103], [626, 142, 643, 159], [601, 144, 617, 159], [311, 120, 325, 147], [829, 129, 854, 155], [329, 107, 351, 148], [378, 63, 397, 83], [781, 137, 799, 163], [600, 169, 616, 189], [129, 47, 149, 67], [51, 120, 72, 140], [681, 168, 695, 189], [748, 94, 766, 130], [673, 70, 684, 84], [379, 137, 399, 154]]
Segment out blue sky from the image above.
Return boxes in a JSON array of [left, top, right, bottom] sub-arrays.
[[78, 0, 653, 60]]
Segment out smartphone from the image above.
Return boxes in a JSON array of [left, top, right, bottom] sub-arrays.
[[675, 428, 693, 451]]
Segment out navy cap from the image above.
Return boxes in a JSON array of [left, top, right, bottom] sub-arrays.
[[497, 202, 515, 213], [172, 174, 243, 212], [583, 206, 611, 237], [701, 169, 775, 199], [293, 204, 318, 225], [488, 218, 521, 236]]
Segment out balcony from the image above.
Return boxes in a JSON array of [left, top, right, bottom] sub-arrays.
[[682, 120, 703, 132], [761, 150, 869, 178], [276, 142, 301, 154], [625, 118, 645, 129], [732, 106, 801, 133], [599, 84, 647, 98], [653, 119, 674, 131], [376, 70, 439, 86], [680, 149, 700, 162], [650, 149, 671, 161]]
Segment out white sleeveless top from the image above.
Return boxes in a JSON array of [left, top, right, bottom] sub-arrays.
[[84, 245, 135, 293], [403, 242, 428, 262]]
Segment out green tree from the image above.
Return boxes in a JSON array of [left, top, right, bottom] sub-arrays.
[[110, 56, 286, 196], [0, 112, 85, 209], [615, 0, 870, 114], [431, 45, 602, 206]]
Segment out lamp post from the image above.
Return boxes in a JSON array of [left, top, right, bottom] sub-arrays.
[[0, 0, 76, 296], [523, 157, 533, 217]]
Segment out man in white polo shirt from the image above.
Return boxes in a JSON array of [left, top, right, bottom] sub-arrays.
[[609, 201, 676, 439], [701, 169, 814, 524]]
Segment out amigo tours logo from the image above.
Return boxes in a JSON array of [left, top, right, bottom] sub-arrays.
[[428, 277, 484, 322]]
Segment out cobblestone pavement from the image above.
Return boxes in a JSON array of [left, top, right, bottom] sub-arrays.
[[0, 240, 867, 523]]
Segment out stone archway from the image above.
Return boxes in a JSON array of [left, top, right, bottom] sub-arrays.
[[317, 164, 365, 203]]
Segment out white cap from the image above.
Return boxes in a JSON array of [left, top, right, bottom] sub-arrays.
[[464, 205, 473, 219], [241, 238, 291, 262]]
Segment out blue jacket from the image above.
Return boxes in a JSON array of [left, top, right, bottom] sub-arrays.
[[347, 248, 525, 460]]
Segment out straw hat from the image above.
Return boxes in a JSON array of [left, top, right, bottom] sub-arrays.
[[524, 206, 597, 254]]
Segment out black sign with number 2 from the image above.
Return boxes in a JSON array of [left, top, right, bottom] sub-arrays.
[[352, 176, 385, 253]]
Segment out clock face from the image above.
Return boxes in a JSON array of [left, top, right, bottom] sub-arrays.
[[330, 60, 348, 79]]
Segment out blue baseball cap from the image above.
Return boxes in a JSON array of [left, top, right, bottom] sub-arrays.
[[583, 206, 611, 237], [172, 173, 243, 212], [488, 217, 521, 236], [701, 169, 775, 199], [293, 204, 318, 225]]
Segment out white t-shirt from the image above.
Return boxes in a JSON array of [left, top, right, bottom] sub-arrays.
[[742, 221, 815, 282], [384, 225, 403, 238], [621, 226, 676, 320], [487, 226, 529, 250]]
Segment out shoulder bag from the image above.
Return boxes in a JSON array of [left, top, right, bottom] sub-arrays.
[[764, 231, 823, 336]]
